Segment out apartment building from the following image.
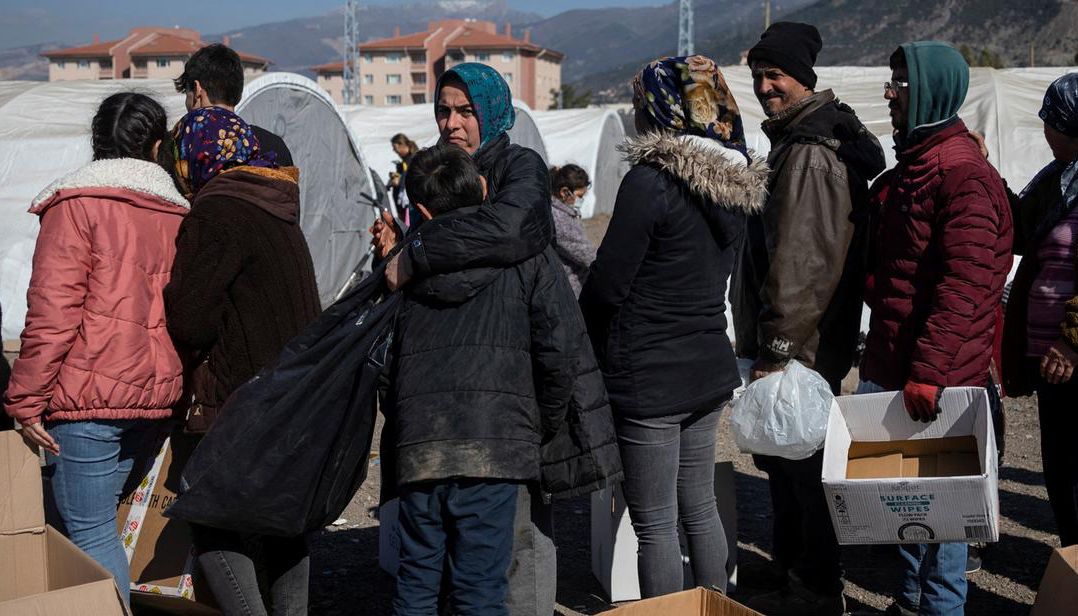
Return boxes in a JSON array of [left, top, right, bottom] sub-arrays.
[[43, 27, 270, 81], [313, 19, 563, 110]]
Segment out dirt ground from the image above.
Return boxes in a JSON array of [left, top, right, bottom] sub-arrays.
[[305, 213, 1061, 615]]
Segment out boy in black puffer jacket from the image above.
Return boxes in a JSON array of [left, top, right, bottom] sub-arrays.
[[387, 145, 580, 616]]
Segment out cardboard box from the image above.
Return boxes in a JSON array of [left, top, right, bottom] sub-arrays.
[[602, 587, 762, 615], [377, 498, 401, 576], [821, 387, 999, 545], [116, 426, 219, 614], [1030, 545, 1078, 616], [591, 462, 739, 602], [0, 430, 130, 615]]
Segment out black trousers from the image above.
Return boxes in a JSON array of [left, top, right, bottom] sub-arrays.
[[1037, 376, 1078, 547], [753, 451, 843, 596]]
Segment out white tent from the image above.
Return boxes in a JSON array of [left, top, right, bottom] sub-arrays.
[[238, 73, 381, 308], [532, 108, 630, 219], [0, 73, 381, 339]]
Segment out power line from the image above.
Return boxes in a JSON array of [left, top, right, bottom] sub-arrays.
[[343, 0, 361, 105], [678, 0, 694, 57]]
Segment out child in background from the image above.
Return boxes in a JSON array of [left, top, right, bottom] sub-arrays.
[[549, 164, 596, 296]]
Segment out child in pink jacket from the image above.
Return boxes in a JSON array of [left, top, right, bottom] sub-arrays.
[[4, 92, 189, 604]]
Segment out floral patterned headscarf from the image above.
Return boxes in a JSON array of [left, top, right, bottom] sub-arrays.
[[632, 55, 747, 156], [171, 107, 276, 196]]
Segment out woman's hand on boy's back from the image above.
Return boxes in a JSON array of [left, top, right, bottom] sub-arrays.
[[370, 210, 401, 259]]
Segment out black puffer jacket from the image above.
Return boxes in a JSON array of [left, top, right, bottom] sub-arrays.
[[580, 132, 769, 418], [402, 133, 552, 276], [389, 213, 578, 486]]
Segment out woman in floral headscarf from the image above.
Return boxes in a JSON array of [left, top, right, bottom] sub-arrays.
[[580, 55, 769, 597], [163, 107, 320, 616]]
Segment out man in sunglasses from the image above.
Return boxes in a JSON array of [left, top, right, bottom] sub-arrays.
[[858, 42, 1013, 616]]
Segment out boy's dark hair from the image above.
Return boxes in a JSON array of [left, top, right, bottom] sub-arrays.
[[91, 92, 169, 162], [550, 164, 590, 195], [405, 145, 485, 216], [174, 43, 244, 106]]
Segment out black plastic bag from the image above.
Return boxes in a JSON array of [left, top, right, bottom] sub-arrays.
[[166, 266, 400, 537]]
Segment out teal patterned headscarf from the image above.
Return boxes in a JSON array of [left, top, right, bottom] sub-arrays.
[[434, 63, 516, 149]]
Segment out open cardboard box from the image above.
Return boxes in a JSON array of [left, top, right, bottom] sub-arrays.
[[602, 587, 762, 615], [821, 387, 999, 545], [0, 430, 130, 615], [116, 424, 219, 615], [1030, 545, 1078, 615]]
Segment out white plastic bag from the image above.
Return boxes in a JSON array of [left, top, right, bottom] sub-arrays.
[[729, 360, 834, 460]]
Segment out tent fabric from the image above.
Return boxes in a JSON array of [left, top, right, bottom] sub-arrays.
[[238, 72, 380, 308], [532, 108, 630, 218]]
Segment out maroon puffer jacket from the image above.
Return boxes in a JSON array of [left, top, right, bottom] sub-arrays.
[[861, 120, 1013, 390]]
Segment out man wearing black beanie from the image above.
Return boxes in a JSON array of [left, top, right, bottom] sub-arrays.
[[732, 20, 886, 616]]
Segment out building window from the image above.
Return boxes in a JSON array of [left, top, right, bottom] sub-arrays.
[[57, 61, 66, 69], [476, 52, 490, 61], [363, 74, 374, 85], [386, 95, 402, 105], [410, 52, 426, 63], [364, 95, 374, 105], [412, 72, 426, 85], [362, 53, 373, 63], [387, 74, 402, 85], [156, 58, 170, 68], [502, 51, 514, 62], [387, 53, 402, 63], [412, 93, 426, 104], [78, 60, 90, 69], [503, 72, 513, 83], [448, 51, 464, 62]]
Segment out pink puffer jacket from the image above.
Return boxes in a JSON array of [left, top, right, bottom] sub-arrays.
[[5, 158, 189, 426]]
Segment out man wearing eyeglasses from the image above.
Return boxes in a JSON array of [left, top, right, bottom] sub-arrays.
[[733, 21, 885, 616], [859, 43, 1013, 616]]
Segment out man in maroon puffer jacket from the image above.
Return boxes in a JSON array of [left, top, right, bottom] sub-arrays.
[[860, 42, 1013, 616]]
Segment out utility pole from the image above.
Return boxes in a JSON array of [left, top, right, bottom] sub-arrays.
[[678, 0, 694, 56], [343, 0, 361, 105], [763, 0, 772, 29]]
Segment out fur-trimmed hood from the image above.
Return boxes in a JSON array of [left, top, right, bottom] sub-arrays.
[[31, 158, 189, 215], [620, 132, 769, 213]]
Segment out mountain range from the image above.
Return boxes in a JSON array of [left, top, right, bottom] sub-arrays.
[[2, 0, 1075, 103]]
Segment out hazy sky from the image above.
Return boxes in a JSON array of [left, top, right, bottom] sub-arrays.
[[1, 0, 669, 49]]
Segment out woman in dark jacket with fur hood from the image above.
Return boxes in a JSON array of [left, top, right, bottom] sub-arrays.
[[580, 55, 768, 598]]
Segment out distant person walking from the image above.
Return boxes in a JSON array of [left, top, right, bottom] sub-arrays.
[[4, 93, 188, 604], [389, 133, 420, 226]]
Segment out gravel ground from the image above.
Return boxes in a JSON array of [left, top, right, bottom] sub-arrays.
[[306, 390, 1056, 616]]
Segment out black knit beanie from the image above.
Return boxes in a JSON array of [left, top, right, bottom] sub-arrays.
[[747, 22, 822, 89]]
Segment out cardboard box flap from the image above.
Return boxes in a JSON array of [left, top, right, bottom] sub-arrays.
[[602, 588, 763, 615], [1031, 545, 1078, 616], [837, 388, 986, 443], [0, 431, 44, 533]]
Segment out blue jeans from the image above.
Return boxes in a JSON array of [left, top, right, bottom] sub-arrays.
[[616, 409, 729, 597], [393, 480, 518, 616], [44, 419, 158, 605], [856, 381, 968, 615]]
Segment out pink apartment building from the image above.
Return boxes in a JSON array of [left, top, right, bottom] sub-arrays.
[[42, 27, 270, 81], [313, 19, 563, 109]]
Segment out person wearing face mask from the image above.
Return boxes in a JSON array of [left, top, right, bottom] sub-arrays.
[[1001, 72, 1078, 550], [859, 42, 1013, 616], [549, 164, 595, 296], [732, 21, 885, 616]]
